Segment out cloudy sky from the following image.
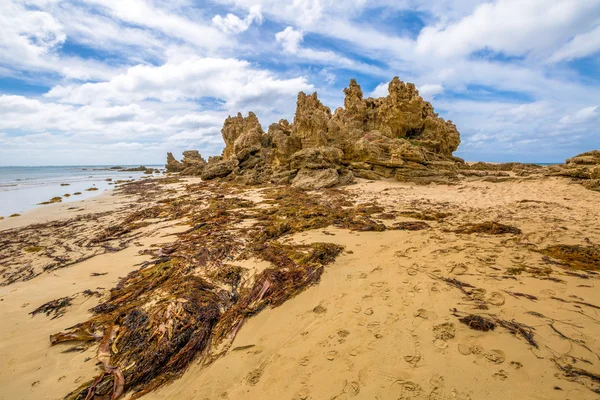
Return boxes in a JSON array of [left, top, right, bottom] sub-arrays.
[[1, 0, 599, 165]]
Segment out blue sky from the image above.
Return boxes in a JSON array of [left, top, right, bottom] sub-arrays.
[[1, 0, 599, 165]]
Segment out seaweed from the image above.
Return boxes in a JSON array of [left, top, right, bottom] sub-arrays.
[[453, 221, 521, 235], [38, 196, 62, 205], [47, 182, 376, 399], [458, 315, 496, 331], [398, 211, 450, 221], [457, 313, 537, 347], [30, 296, 73, 319], [503, 290, 538, 301], [392, 221, 430, 231], [540, 245, 600, 271]]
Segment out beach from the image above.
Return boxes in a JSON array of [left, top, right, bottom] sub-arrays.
[[1, 173, 600, 400]]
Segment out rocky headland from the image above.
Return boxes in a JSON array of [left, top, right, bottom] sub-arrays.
[[167, 78, 463, 189]]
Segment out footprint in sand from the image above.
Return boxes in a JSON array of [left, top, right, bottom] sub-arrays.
[[246, 368, 263, 385], [326, 350, 339, 361], [299, 356, 310, 366], [414, 308, 438, 320], [404, 351, 422, 367], [492, 369, 508, 381], [338, 329, 350, 338], [388, 380, 423, 399], [344, 380, 361, 397], [484, 349, 506, 364], [352, 305, 362, 313], [413, 308, 438, 327], [297, 387, 310, 400], [432, 323, 456, 350], [457, 336, 483, 356], [448, 263, 468, 275], [433, 323, 456, 340], [364, 308, 374, 316], [509, 361, 523, 370], [487, 292, 505, 307]]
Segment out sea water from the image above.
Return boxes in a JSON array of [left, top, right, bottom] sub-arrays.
[[0, 165, 163, 217]]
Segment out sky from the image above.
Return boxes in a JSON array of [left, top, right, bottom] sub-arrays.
[[1, 0, 599, 165]]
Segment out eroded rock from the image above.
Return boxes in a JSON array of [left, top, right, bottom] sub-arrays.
[[166, 77, 465, 188]]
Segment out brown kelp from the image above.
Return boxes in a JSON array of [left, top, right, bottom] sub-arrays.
[[50, 182, 389, 399], [540, 245, 600, 271], [453, 221, 522, 235]]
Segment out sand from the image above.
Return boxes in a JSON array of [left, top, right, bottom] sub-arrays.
[[1, 176, 600, 399]]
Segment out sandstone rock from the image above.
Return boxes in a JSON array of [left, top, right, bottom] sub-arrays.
[[165, 152, 182, 173], [291, 168, 340, 190], [179, 150, 207, 175], [338, 169, 355, 186], [290, 147, 343, 170], [266, 120, 301, 166], [222, 112, 263, 160], [233, 128, 263, 161], [354, 169, 381, 180], [292, 92, 331, 148], [201, 160, 238, 180], [167, 77, 464, 188], [566, 150, 600, 165], [182, 150, 206, 167]]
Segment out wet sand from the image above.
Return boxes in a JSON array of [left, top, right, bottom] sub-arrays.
[[1, 176, 600, 400]]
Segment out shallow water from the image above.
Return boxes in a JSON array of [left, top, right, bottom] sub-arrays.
[[0, 165, 162, 217]]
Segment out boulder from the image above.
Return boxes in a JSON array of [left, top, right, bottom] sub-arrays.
[[201, 160, 238, 180], [291, 168, 340, 190]]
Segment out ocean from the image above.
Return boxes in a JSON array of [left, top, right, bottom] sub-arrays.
[[0, 165, 163, 217]]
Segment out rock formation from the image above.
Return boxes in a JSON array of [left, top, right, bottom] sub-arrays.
[[549, 150, 600, 191], [180, 150, 207, 175], [167, 77, 464, 189], [165, 152, 183, 173]]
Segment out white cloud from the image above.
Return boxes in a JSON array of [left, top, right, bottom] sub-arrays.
[[276, 26, 304, 53], [370, 83, 388, 98], [559, 106, 599, 124], [549, 25, 600, 62], [415, 0, 600, 59], [45, 57, 313, 111], [85, 0, 227, 50], [213, 5, 263, 34], [418, 84, 444, 99]]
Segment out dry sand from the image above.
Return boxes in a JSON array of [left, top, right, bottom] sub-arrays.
[[2, 176, 600, 399]]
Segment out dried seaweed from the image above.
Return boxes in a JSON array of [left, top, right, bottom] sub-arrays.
[[458, 315, 496, 331], [439, 277, 475, 295], [540, 245, 600, 271], [48, 182, 382, 399], [398, 210, 450, 221], [30, 296, 73, 319], [503, 290, 538, 301], [453, 221, 521, 235], [392, 221, 430, 231], [455, 312, 537, 347]]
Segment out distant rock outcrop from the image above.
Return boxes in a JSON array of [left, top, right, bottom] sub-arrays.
[[167, 77, 464, 189], [165, 152, 183, 173], [550, 151, 600, 191]]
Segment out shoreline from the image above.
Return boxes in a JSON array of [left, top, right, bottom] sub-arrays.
[[1, 174, 600, 399], [0, 189, 118, 231]]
